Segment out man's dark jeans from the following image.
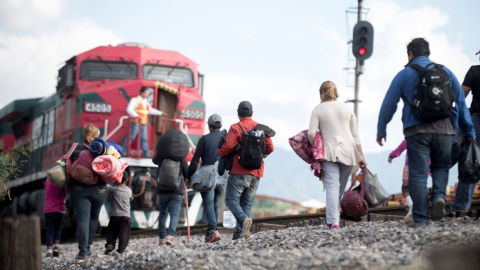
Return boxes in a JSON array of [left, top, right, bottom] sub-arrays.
[[71, 184, 108, 258], [45, 212, 64, 247], [106, 216, 131, 253], [158, 192, 183, 239], [225, 174, 259, 239], [406, 133, 454, 224], [452, 113, 480, 211]]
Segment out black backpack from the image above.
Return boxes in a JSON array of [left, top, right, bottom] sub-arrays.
[[237, 124, 266, 170], [403, 63, 456, 123]]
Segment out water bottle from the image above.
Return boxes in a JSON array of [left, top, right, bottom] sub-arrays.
[[223, 205, 237, 228]]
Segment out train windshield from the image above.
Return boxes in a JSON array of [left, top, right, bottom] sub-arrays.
[[143, 65, 194, 87], [80, 61, 138, 81]]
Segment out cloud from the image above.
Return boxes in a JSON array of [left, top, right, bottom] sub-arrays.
[[0, 0, 65, 29], [0, 19, 123, 108]]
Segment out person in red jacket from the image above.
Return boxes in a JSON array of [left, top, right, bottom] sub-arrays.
[[218, 101, 274, 240]]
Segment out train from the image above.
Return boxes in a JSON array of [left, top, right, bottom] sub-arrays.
[[0, 42, 207, 231]]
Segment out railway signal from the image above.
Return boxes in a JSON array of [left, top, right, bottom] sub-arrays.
[[352, 20, 374, 61]]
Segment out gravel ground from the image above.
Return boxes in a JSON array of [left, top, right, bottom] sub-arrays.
[[41, 217, 480, 270]]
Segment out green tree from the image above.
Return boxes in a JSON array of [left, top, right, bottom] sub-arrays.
[[0, 143, 33, 202]]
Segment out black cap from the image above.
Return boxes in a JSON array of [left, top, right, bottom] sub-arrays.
[[476, 50, 480, 55], [238, 101, 253, 117]]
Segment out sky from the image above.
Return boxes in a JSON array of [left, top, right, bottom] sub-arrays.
[[1, 0, 479, 155]]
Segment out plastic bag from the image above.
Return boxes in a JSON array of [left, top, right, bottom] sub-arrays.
[[361, 169, 389, 208], [459, 140, 480, 184], [191, 165, 217, 192]]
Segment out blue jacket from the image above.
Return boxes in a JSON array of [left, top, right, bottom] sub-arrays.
[[377, 56, 475, 138]]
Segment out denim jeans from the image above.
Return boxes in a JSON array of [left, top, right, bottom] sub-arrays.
[[406, 133, 454, 224], [452, 113, 480, 211], [130, 122, 150, 158], [225, 174, 259, 239], [201, 189, 218, 233], [200, 184, 224, 233], [71, 184, 108, 257], [158, 193, 184, 239], [45, 212, 64, 247]]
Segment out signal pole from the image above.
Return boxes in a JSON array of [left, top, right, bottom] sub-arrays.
[[354, 0, 363, 119]]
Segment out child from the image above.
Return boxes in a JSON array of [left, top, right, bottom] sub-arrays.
[[105, 171, 132, 254], [389, 140, 433, 224], [44, 178, 67, 258]]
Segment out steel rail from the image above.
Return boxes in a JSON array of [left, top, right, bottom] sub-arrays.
[[130, 200, 480, 238]]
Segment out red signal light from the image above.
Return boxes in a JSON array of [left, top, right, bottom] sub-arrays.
[[359, 47, 366, 55]]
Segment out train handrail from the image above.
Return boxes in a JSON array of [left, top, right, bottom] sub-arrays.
[[103, 116, 130, 141]]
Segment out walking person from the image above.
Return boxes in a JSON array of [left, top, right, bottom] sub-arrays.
[[126, 87, 167, 158], [105, 172, 132, 254], [219, 101, 274, 240], [308, 81, 367, 229], [153, 130, 189, 246], [377, 38, 475, 226], [388, 140, 432, 224], [44, 178, 67, 258], [186, 114, 224, 243], [70, 124, 107, 259], [451, 49, 480, 213]]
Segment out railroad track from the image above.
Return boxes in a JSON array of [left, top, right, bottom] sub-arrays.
[[129, 200, 480, 238]]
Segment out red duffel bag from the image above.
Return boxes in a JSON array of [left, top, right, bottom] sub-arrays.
[[340, 167, 369, 221]]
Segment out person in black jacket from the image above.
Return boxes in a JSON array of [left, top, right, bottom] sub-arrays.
[[152, 130, 189, 246], [186, 114, 223, 243]]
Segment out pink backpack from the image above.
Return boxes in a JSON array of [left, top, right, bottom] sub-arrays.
[[70, 145, 99, 185]]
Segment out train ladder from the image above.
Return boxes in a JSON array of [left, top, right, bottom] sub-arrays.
[[184, 184, 191, 245]]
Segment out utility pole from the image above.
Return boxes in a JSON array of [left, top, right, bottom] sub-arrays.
[[354, 0, 363, 119]]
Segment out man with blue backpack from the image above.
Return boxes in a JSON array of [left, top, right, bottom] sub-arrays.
[[219, 101, 274, 240], [377, 38, 476, 226]]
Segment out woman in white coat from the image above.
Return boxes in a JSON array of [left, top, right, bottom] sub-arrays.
[[308, 81, 367, 229]]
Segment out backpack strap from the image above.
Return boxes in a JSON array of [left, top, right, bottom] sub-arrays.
[[65, 143, 78, 159], [236, 123, 246, 134], [408, 63, 424, 72]]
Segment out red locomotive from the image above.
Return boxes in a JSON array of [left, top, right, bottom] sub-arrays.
[[0, 42, 206, 229]]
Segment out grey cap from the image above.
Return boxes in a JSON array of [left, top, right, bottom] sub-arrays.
[[207, 114, 222, 125], [238, 101, 253, 117]]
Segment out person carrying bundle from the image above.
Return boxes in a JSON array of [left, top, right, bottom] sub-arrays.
[[152, 129, 189, 246], [186, 114, 224, 243], [219, 101, 274, 240]]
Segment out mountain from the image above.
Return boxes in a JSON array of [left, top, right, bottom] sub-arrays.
[[260, 147, 460, 204]]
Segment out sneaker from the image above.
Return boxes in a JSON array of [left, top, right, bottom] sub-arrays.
[[205, 231, 217, 243], [46, 251, 53, 258], [52, 246, 60, 257], [431, 198, 445, 221], [166, 235, 174, 245], [213, 230, 221, 242], [405, 208, 414, 225], [75, 254, 87, 260], [105, 244, 114, 255], [331, 224, 340, 229], [159, 239, 166, 246], [241, 218, 252, 239], [324, 219, 332, 229]]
